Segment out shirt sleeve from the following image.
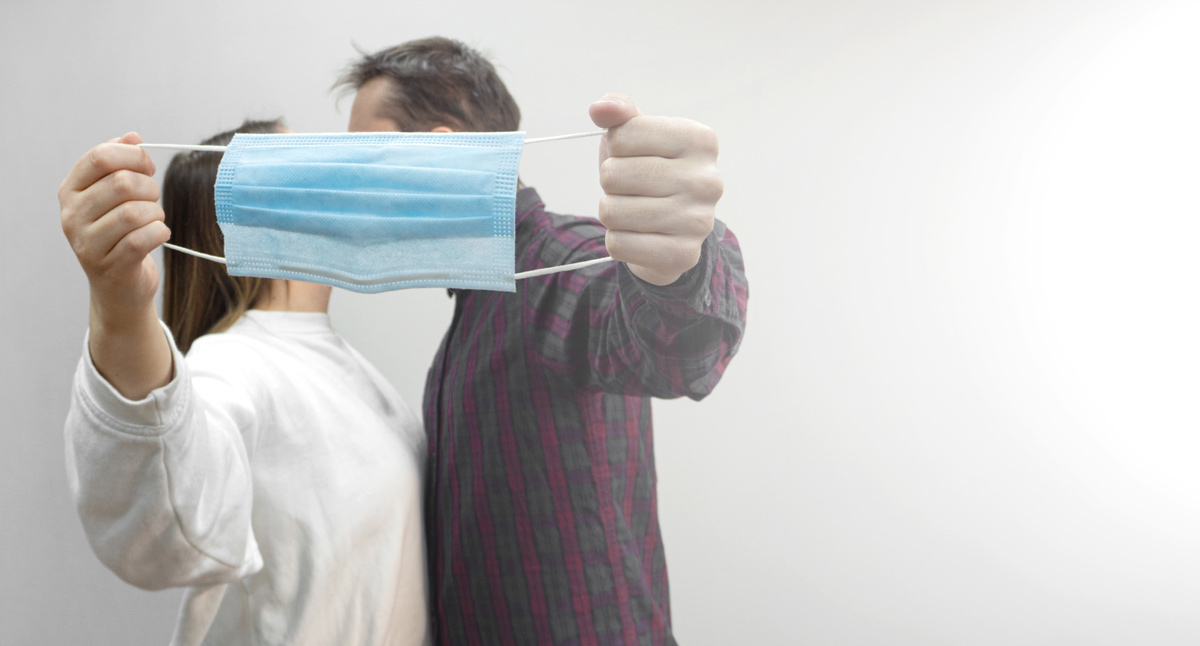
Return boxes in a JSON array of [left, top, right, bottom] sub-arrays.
[[520, 215, 749, 400], [64, 322, 263, 591]]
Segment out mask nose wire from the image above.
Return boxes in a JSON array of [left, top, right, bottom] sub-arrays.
[[148, 130, 614, 279]]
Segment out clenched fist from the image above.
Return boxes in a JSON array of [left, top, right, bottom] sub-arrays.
[[59, 132, 169, 318], [590, 94, 723, 286], [59, 132, 172, 399]]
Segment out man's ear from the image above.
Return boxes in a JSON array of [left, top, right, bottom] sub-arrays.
[[431, 126, 454, 133]]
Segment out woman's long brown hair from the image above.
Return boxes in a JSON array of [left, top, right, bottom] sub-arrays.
[[162, 119, 282, 353]]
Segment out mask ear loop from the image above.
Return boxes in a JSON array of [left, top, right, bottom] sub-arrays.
[[514, 256, 614, 279], [146, 130, 614, 278], [162, 242, 227, 264]]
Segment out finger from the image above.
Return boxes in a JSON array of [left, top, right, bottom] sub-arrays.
[[589, 93, 640, 129], [605, 116, 719, 160], [73, 169, 162, 225], [105, 218, 171, 269], [83, 201, 166, 264], [599, 156, 683, 198], [600, 155, 726, 202], [598, 194, 714, 238], [62, 134, 155, 197], [604, 229, 702, 274]]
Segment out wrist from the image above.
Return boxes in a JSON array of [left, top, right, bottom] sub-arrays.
[[88, 285, 157, 332], [87, 296, 172, 399], [627, 263, 686, 286]]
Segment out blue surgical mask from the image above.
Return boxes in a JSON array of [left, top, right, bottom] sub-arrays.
[[149, 130, 612, 291], [212, 131, 524, 293]]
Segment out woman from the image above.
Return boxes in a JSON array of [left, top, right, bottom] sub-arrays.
[[59, 121, 429, 645]]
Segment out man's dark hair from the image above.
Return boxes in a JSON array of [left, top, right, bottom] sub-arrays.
[[335, 37, 521, 133]]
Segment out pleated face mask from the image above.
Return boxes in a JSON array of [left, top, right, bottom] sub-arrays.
[[146, 130, 611, 293], [221, 131, 522, 293]]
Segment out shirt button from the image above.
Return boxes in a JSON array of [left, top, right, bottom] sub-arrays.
[[704, 292, 712, 308]]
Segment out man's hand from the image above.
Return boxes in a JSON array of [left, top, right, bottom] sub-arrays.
[[59, 132, 173, 399], [590, 93, 723, 286]]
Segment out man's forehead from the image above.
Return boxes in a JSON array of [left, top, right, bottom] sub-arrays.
[[348, 78, 400, 133]]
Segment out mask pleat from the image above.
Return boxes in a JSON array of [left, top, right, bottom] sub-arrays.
[[232, 163, 495, 195], [231, 187, 493, 219], [237, 142, 508, 166], [228, 207, 494, 240], [215, 131, 523, 293]]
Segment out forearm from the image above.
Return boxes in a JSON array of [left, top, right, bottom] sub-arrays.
[[87, 296, 172, 400], [61, 133, 172, 401], [531, 221, 747, 399], [66, 329, 261, 589], [613, 221, 748, 399]]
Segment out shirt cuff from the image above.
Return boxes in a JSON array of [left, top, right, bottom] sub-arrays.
[[76, 321, 190, 437], [619, 220, 725, 318]]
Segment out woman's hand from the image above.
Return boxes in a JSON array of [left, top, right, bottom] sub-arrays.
[[60, 132, 168, 318], [59, 132, 173, 399]]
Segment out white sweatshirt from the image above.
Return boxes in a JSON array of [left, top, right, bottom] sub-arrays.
[[64, 311, 430, 646]]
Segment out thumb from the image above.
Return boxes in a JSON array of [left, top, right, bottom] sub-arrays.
[[589, 93, 640, 129], [117, 132, 156, 175]]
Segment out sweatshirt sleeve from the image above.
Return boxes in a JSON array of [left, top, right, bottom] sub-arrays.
[[522, 215, 749, 400], [64, 322, 263, 591]]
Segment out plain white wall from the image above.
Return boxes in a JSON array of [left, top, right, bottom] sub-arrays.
[[3, 0, 1198, 643]]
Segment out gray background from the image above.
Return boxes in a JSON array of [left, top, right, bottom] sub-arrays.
[[3, 0, 1198, 643]]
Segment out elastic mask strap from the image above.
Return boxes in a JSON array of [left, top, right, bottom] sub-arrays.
[[163, 242, 226, 264], [514, 256, 614, 279], [150, 130, 612, 278]]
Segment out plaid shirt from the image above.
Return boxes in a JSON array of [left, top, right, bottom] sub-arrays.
[[423, 187, 748, 645]]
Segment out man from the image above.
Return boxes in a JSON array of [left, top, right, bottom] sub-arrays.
[[337, 37, 748, 645]]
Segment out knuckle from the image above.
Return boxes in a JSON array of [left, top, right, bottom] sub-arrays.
[[597, 196, 614, 228], [110, 170, 135, 199], [693, 122, 719, 156], [70, 235, 88, 259], [690, 165, 724, 202], [705, 177, 724, 203], [124, 230, 153, 257], [710, 171, 725, 201], [604, 229, 626, 259], [90, 144, 115, 174], [118, 202, 144, 229], [72, 234, 102, 267], [599, 158, 620, 191], [143, 174, 161, 202], [606, 125, 627, 156], [149, 221, 170, 243]]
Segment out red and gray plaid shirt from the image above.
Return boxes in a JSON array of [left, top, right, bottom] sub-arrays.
[[423, 187, 748, 645]]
